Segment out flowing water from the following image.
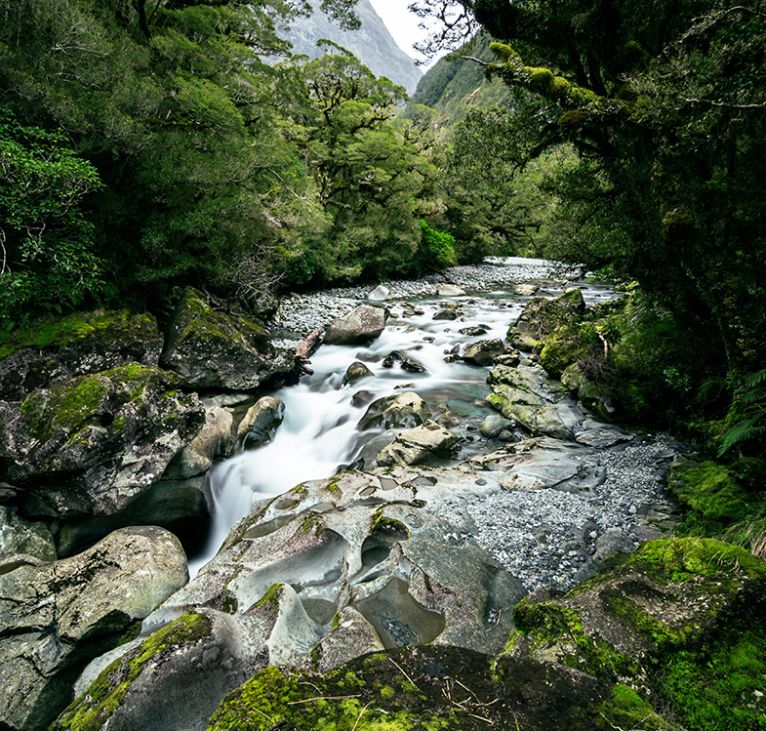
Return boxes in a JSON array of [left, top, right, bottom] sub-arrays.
[[188, 282, 619, 577]]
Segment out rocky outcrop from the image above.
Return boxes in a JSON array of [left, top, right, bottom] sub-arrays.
[[376, 420, 459, 466], [324, 304, 388, 345], [161, 287, 294, 390], [58, 472, 525, 730], [509, 288, 586, 351], [0, 526, 187, 731], [0, 505, 56, 574], [0, 364, 205, 519], [0, 310, 163, 401]]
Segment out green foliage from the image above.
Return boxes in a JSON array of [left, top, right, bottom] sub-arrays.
[[719, 370, 766, 459], [0, 113, 105, 327], [418, 220, 456, 269]]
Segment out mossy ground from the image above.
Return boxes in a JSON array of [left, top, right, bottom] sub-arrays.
[[0, 309, 155, 359], [53, 612, 212, 731]]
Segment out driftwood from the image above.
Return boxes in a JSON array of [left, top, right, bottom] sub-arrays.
[[294, 327, 324, 376]]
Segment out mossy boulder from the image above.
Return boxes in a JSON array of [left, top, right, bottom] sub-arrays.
[[506, 537, 766, 731], [0, 310, 162, 401], [539, 321, 602, 379], [205, 644, 657, 731], [508, 288, 586, 351], [161, 287, 295, 390], [0, 363, 205, 518], [0, 526, 187, 731]]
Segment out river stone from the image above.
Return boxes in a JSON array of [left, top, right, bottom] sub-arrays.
[[0, 365, 205, 519], [167, 405, 233, 479], [359, 391, 429, 431], [462, 338, 507, 366], [367, 284, 390, 301], [432, 305, 460, 320], [0, 526, 188, 731], [480, 413, 515, 439], [324, 304, 388, 345], [237, 396, 284, 448], [459, 325, 489, 336], [437, 283, 466, 296], [382, 350, 427, 373], [0, 505, 56, 574], [161, 287, 294, 390], [509, 288, 586, 351], [343, 361, 373, 386], [376, 421, 459, 466], [515, 283, 539, 296], [0, 310, 163, 402]]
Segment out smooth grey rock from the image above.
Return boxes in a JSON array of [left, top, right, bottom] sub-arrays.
[[168, 405, 233, 479], [359, 391, 429, 431], [480, 414, 514, 439], [437, 284, 466, 296], [0, 506, 56, 574], [324, 305, 388, 345], [462, 338, 506, 367], [0, 526, 187, 731], [376, 421, 458, 466], [367, 284, 390, 301]]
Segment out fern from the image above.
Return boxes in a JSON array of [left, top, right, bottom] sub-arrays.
[[718, 369, 766, 458]]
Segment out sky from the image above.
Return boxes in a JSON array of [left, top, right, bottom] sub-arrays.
[[368, 0, 440, 66]]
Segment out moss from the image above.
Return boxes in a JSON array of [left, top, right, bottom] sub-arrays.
[[0, 309, 154, 360], [539, 321, 601, 378], [300, 513, 325, 535], [669, 460, 754, 533], [371, 508, 410, 537], [598, 684, 672, 730], [512, 599, 638, 679], [325, 478, 342, 496], [626, 537, 766, 585], [54, 612, 212, 731], [254, 583, 284, 610], [661, 621, 766, 730]]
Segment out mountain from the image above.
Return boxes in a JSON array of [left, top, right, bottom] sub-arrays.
[[279, 0, 422, 95]]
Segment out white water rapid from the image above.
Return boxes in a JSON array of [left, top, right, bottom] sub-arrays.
[[188, 282, 618, 577]]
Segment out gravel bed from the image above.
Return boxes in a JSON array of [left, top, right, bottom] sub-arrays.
[[459, 436, 679, 592], [275, 257, 581, 335]]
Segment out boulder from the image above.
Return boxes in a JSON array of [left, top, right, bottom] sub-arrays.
[[0, 526, 187, 731], [236, 396, 284, 448], [0, 310, 162, 401], [342, 361, 373, 386], [324, 305, 388, 345], [161, 287, 294, 390], [509, 288, 586, 351], [437, 283, 466, 296], [0, 364, 205, 518], [480, 413, 515, 439], [462, 338, 507, 366], [493, 350, 522, 367], [358, 391, 429, 431], [432, 305, 460, 320], [376, 420, 459, 466], [561, 362, 615, 418], [458, 325, 489, 336], [168, 404, 233, 478], [0, 505, 56, 574], [515, 283, 539, 296]]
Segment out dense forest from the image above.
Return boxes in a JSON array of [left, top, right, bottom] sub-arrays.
[[2, 1, 766, 729]]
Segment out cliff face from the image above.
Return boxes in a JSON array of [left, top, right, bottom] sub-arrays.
[[280, 0, 422, 95]]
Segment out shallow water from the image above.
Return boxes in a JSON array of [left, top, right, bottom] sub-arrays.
[[188, 281, 617, 577]]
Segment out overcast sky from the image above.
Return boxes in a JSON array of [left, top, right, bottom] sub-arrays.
[[368, 0, 440, 66]]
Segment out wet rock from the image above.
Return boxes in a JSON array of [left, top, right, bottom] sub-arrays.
[[351, 389, 375, 408], [509, 288, 586, 351], [0, 506, 56, 574], [237, 396, 284, 448], [359, 392, 429, 431], [0, 526, 187, 731], [168, 405, 233, 477], [493, 350, 521, 367], [437, 283, 466, 296], [432, 305, 460, 321], [0, 365, 205, 519], [161, 287, 294, 390], [462, 338, 507, 366], [480, 413, 515, 439], [382, 350, 426, 373], [376, 421, 459, 466], [0, 310, 163, 401], [324, 304, 388, 345], [342, 361, 373, 386], [316, 606, 384, 673], [458, 325, 489, 336], [515, 283, 539, 296]]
